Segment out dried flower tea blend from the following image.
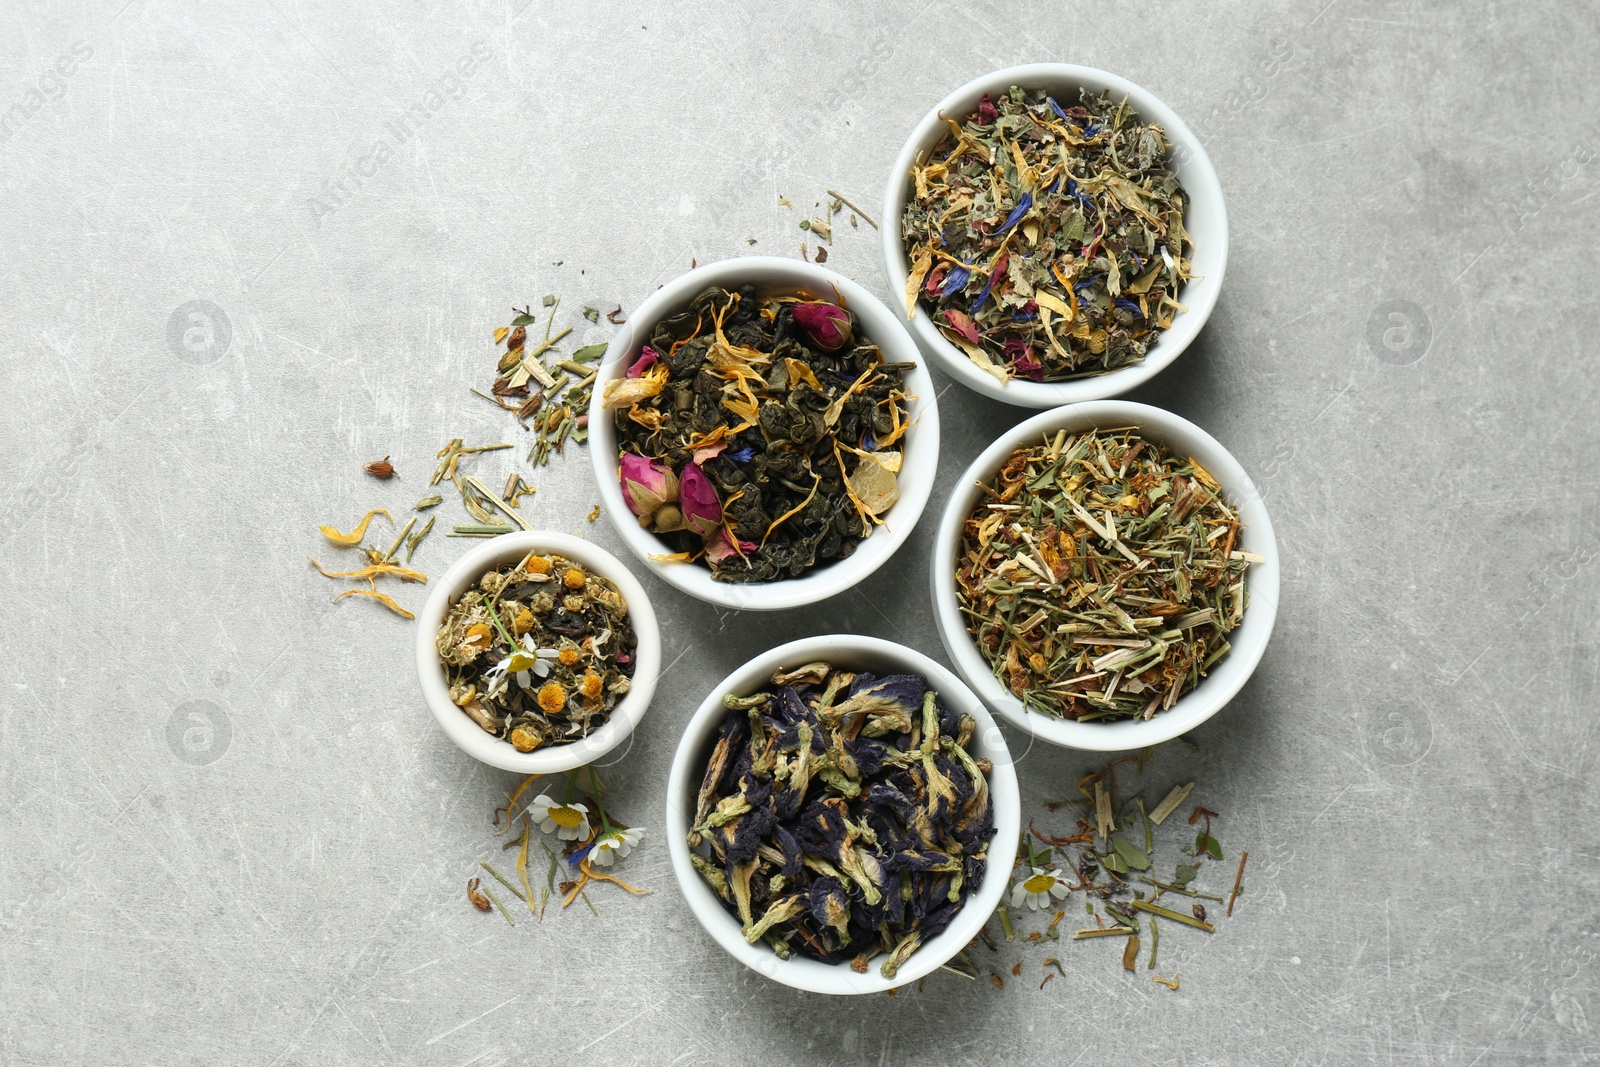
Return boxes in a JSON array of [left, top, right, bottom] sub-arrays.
[[470, 769, 651, 925], [901, 86, 1192, 383], [605, 285, 913, 583], [436, 552, 637, 751], [954, 754, 1244, 991], [686, 661, 994, 978], [956, 428, 1261, 721]]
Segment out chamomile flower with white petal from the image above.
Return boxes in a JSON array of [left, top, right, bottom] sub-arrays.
[[1010, 867, 1070, 911], [485, 635, 560, 695], [528, 794, 591, 841], [589, 826, 645, 867]]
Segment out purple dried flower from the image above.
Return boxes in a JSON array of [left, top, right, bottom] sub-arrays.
[[619, 452, 682, 531], [626, 344, 661, 378]]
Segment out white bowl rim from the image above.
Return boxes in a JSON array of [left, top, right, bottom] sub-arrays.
[[664, 633, 1021, 995], [931, 401, 1279, 751], [414, 530, 661, 773], [880, 62, 1229, 409], [586, 255, 941, 611]]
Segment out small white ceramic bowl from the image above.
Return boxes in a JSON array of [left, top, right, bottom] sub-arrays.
[[665, 634, 1020, 995], [587, 256, 940, 612], [932, 401, 1278, 751], [414, 531, 660, 773], [881, 63, 1227, 409]]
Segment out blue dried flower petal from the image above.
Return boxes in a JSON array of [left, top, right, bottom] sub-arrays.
[[1048, 96, 1070, 122], [773, 825, 804, 879], [807, 877, 851, 935], [729, 447, 755, 463], [995, 193, 1033, 235], [940, 266, 972, 298]]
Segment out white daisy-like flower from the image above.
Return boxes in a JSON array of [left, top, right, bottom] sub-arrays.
[[528, 794, 590, 840], [589, 826, 645, 867], [485, 635, 561, 694], [1010, 867, 1070, 911]]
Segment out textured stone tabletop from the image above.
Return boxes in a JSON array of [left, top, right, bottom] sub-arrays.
[[3, 2, 1596, 1064]]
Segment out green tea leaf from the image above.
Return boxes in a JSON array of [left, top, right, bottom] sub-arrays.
[[1196, 832, 1223, 861], [1102, 851, 1130, 875], [511, 313, 536, 326], [1111, 834, 1152, 871], [571, 343, 608, 364], [1173, 863, 1197, 887]]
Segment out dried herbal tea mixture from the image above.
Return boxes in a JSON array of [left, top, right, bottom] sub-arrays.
[[901, 86, 1192, 383], [436, 552, 637, 751], [957, 754, 1244, 992], [687, 662, 994, 978], [605, 285, 912, 582], [479, 299, 610, 466], [957, 429, 1261, 721], [468, 769, 651, 925]]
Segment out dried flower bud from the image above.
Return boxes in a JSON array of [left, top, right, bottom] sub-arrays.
[[791, 303, 853, 351], [619, 452, 681, 530], [627, 345, 661, 378], [364, 456, 396, 479], [466, 877, 492, 911], [977, 91, 998, 125], [679, 462, 723, 538], [506, 324, 526, 350]]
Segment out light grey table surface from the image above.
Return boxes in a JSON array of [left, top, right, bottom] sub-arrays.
[[3, 2, 1597, 1064]]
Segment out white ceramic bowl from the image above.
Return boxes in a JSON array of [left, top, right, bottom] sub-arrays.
[[587, 256, 940, 611], [665, 634, 1021, 995], [414, 531, 660, 773], [932, 402, 1278, 751], [881, 63, 1227, 409]]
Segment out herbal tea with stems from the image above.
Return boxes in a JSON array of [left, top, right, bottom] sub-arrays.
[[436, 551, 637, 751], [605, 285, 912, 583], [956, 428, 1260, 721], [901, 86, 1192, 383], [687, 661, 994, 978]]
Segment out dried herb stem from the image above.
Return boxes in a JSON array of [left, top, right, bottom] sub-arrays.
[[1227, 850, 1248, 916], [1129, 898, 1215, 932]]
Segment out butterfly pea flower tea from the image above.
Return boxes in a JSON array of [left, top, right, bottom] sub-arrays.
[[435, 551, 637, 751], [603, 285, 913, 583], [955, 428, 1259, 722], [901, 86, 1192, 383], [686, 662, 994, 978]]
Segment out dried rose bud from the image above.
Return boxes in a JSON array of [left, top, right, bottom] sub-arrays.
[[619, 452, 681, 531], [791, 302, 853, 351], [1004, 340, 1045, 382], [627, 345, 661, 378], [364, 456, 396, 479], [679, 462, 722, 538], [977, 91, 998, 125]]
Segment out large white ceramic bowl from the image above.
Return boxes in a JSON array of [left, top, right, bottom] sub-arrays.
[[665, 634, 1021, 995], [881, 63, 1227, 408], [414, 531, 660, 773], [932, 402, 1278, 751], [587, 256, 940, 612]]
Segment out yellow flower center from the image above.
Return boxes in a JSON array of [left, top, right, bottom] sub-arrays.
[[563, 567, 586, 590], [558, 647, 581, 666], [1023, 873, 1055, 894], [506, 650, 536, 673], [537, 682, 568, 713], [549, 806, 584, 828], [580, 672, 603, 699], [522, 554, 552, 575]]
